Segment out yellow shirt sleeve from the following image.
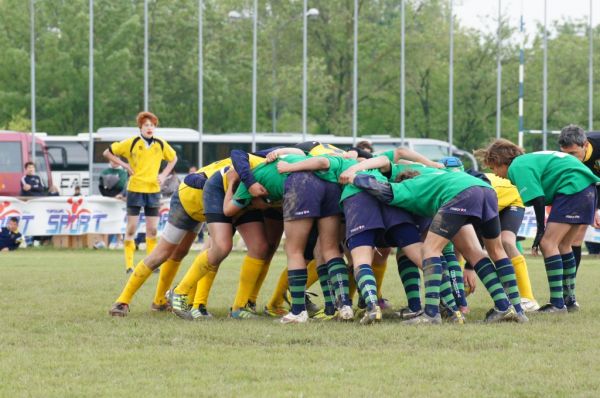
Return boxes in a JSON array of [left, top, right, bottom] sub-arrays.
[[110, 138, 134, 161], [160, 140, 177, 162]]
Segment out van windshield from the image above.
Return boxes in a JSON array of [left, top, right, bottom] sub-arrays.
[[0, 142, 23, 172]]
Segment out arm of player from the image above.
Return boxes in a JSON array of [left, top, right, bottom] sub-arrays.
[[230, 149, 268, 197], [530, 195, 546, 256], [350, 173, 394, 204], [277, 156, 330, 174], [394, 147, 444, 168], [223, 171, 246, 217], [103, 148, 134, 176], [265, 147, 305, 163], [158, 156, 178, 185], [339, 156, 391, 184]]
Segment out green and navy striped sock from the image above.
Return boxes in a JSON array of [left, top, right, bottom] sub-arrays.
[[355, 264, 378, 310], [317, 264, 336, 315], [443, 244, 467, 308], [327, 257, 351, 306], [423, 257, 442, 317], [544, 255, 565, 308], [288, 269, 307, 315], [561, 253, 576, 305], [440, 258, 459, 311], [495, 257, 523, 313], [474, 258, 510, 311], [397, 255, 422, 312]]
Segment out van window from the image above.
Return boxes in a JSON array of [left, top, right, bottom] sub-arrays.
[[48, 141, 89, 171], [35, 143, 49, 187], [412, 144, 449, 160], [0, 142, 23, 172]]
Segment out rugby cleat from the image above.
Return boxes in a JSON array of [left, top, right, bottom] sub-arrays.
[[536, 303, 568, 314], [229, 307, 258, 320], [515, 311, 529, 323], [395, 306, 424, 320], [305, 291, 320, 317], [245, 300, 257, 314], [263, 305, 288, 317], [190, 304, 213, 320], [359, 305, 382, 325], [402, 312, 442, 325], [483, 306, 518, 323], [446, 310, 466, 324], [171, 293, 192, 319], [280, 310, 309, 324], [109, 302, 129, 317], [520, 298, 541, 312], [312, 308, 338, 321], [337, 305, 354, 321], [150, 302, 171, 312], [377, 298, 392, 310], [566, 300, 580, 313]]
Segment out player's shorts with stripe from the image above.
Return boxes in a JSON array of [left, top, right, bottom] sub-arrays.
[[547, 184, 597, 225], [283, 172, 341, 221]]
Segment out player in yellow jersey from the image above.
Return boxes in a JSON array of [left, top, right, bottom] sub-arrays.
[[103, 112, 177, 273]]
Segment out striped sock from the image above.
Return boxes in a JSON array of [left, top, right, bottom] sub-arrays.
[[474, 258, 510, 311], [495, 257, 523, 313], [355, 264, 378, 310], [440, 259, 458, 311], [397, 255, 422, 312], [422, 257, 442, 317], [572, 245, 582, 275], [317, 264, 336, 315], [561, 252, 576, 305], [288, 269, 307, 315], [327, 257, 351, 306], [544, 255, 565, 308], [443, 245, 467, 307]]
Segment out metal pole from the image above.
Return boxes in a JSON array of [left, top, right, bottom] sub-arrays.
[[352, 0, 358, 145], [272, 36, 277, 133], [518, 0, 525, 142], [144, 0, 149, 111], [448, 0, 454, 155], [251, 0, 258, 152], [543, 0, 548, 150], [30, 0, 36, 164], [198, 0, 203, 167], [302, 0, 308, 140], [496, 0, 502, 139], [400, 0, 405, 145], [89, 0, 94, 194], [589, 0, 594, 131]]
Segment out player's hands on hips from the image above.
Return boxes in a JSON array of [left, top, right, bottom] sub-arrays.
[[463, 269, 477, 294], [249, 182, 268, 197], [125, 165, 134, 176], [277, 161, 291, 173], [157, 173, 167, 186]]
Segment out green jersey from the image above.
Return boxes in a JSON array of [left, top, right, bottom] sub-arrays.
[[233, 154, 309, 207], [507, 151, 600, 205], [389, 163, 442, 182], [314, 155, 388, 203], [389, 170, 492, 217], [377, 150, 395, 163]]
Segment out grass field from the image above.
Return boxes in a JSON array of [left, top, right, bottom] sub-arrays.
[[2, 248, 600, 397]]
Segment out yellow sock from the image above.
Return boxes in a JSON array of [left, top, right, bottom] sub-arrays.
[[116, 261, 153, 304], [152, 259, 181, 306], [267, 267, 288, 308], [232, 256, 267, 311], [306, 259, 318, 288], [512, 255, 535, 300], [249, 261, 271, 303], [174, 250, 212, 295], [124, 240, 136, 270], [146, 237, 158, 255], [193, 270, 218, 308], [348, 267, 357, 301], [372, 260, 388, 299]]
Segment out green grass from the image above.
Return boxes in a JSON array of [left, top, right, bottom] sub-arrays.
[[2, 249, 600, 397]]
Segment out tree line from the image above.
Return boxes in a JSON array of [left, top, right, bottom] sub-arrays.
[[0, 0, 597, 152]]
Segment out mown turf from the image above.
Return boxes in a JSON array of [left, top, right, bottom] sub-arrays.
[[2, 249, 600, 397]]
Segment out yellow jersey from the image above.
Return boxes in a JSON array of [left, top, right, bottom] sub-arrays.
[[110, 136, 176, 193], [486, 173, 524, 210]]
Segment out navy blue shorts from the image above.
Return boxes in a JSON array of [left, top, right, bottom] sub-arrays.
[[203, 171, 230, 223], [342, 191, 385, 241], [167, 191, 201, 231], [439, 186, 498, 222], [548, 184, 597, 225], [283, 172, 342, 221], [499, 206, 525, 234], [127, 191, 160, 216], [381, 204, 418, 229]]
